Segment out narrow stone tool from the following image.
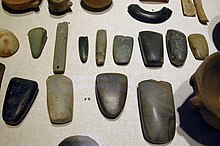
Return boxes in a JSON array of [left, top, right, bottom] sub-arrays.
[[79, 36, 89, 63], [28, 27, 47, 59], [138, 31, 163, 67], [2, 77, 38, 126], [181, 0, 196, 16], [53, 22, 68, 74], [96, 73, 128, 119], [138, 80, 175, 144], [113, 35, 133, 65], [47, 75, 73, 124], [166, 29, 187, 66], [193, 0, 209, 24], [58, 135, 99, 146], [96, 30, 107, 66], [0, 63, 5, 89], [188, 33, 209, 60]]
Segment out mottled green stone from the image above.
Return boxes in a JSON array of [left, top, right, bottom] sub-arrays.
[[28, 27, 47, 59], [188, 33, 209, 60]]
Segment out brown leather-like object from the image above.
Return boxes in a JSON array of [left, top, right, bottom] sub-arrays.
[[139, 0, 169, 3], [81, 0, 112, 12], [190, 52, 220, 130], [2, 0, 41, 10]]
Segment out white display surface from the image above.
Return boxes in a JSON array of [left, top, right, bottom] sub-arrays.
[[0, 0, 220, 145]]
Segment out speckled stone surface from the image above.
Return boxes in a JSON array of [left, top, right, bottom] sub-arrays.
[[96, 30, 107, 66], [188, 33, 209, 60], [79, 36, 89, 63], [28, 27, 47, 59], [138, 31, 163, 67], [113, 35, 133, 65], [138, 80, 175, 144], [2, 77, 38, 126], [166, 29, 187, 66], [47, 75, 73, 124], [58, 135, 99, 146], [96, 73, 128, 119], [53, 22, 68, 74]]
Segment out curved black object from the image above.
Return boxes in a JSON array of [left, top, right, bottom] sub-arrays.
[[127, 4, 172, 24]]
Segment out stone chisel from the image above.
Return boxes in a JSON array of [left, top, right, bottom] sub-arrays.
[[53, 22, 68, 74]]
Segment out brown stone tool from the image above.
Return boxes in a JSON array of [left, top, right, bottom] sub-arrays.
[[181, 0, 196, 16], [2, 0, 41, 10], [193, 0, 209, 24], [81, 0, 112, 12]]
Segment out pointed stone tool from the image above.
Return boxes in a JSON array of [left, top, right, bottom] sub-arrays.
[[2, 77, 39, 126], [47, 75, 73, 124], [113, 35, 134, 65], [138, 80, 175, 144], [188, 33, 209, 60], [79, 36, 89, 63], [138, 31, 163, 67], [96, 73, 128, 119], [166, 29, 187, 66], [53, 22, 68, 74], [181, 0, 196, 16], [58, 135, 99, 146], [0, 63, 5, 89], [96, 30, 107, 66], [28, 27, 47, 59]]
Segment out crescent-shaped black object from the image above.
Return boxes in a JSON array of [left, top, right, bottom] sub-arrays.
[[127, 4, 172, 24]]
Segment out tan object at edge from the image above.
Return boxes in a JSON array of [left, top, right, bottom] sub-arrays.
[[2, 0, 41, 10], [194, 0, 209, 24], [181, 0, 196, 16]]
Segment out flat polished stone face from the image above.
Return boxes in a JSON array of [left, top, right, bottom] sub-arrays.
[[96, 30, 107, 66], [138, 80, 175, 144], [47, 75, 73, 124], [79, 36, 89, 63], [113, 35, 133, 65], [188, 33, 209, 60], [2, 77, 38, 126], [96, 73, 128, 119], [138, 31, 163, 67], [166, 29, 187, 66], [28, 27, 47, 59], [58, 135, 99, 146]]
